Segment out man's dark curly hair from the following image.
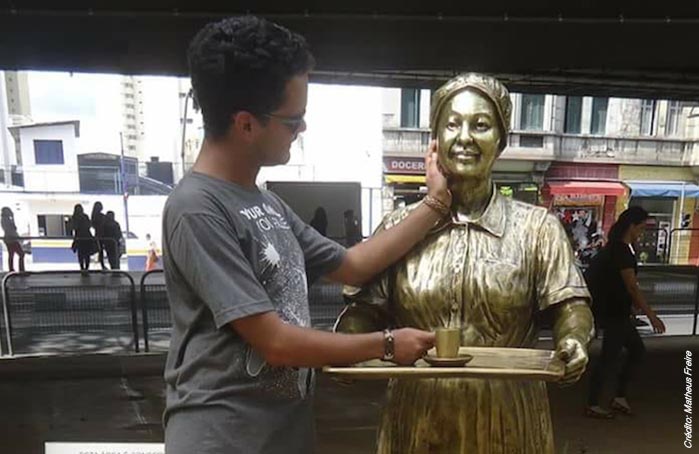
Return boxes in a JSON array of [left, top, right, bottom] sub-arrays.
[[188, 16, 315, 139]]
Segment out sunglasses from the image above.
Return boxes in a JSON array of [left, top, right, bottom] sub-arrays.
[[261, 112, 305, 133]]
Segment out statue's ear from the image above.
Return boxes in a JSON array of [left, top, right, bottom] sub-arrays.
[[495, 132, 508, 158]]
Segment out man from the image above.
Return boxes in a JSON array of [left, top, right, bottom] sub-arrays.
[[162, 16, 451, 453]]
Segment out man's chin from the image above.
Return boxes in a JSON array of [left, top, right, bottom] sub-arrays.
[[261, 149, 291, 167]]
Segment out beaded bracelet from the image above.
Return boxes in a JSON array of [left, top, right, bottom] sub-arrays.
[[423, 194, 450, 217]]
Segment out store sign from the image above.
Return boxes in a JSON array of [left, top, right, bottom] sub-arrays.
[[553, 194, 604, 206], [45, 442, 164, 454], [383, 157, 425, 174]]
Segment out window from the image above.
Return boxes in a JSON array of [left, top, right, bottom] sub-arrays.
[[33, 140, 64, 165], [640, 99, 656, 135], [590, 97, 608, 134], [564, 96, 583, 134], [400, 88, 420, 128], [520, 94, 545, 130], [665, 101, 681, 136]]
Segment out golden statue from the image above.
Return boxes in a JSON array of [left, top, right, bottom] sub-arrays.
[[335, 73, 594, 454]]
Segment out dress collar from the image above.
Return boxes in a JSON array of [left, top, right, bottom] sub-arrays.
[[449, 186, 507, 238]]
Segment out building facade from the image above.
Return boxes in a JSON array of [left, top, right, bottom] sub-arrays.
[[382, 87, 699, 264]]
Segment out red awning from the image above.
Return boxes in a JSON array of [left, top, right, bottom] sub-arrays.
[[545, 181, 627, 196]]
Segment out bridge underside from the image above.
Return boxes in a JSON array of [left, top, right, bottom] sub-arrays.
[[2, 2, 699, 98]]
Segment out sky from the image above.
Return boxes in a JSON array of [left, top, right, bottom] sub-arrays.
[[26, 71, 384, 188]]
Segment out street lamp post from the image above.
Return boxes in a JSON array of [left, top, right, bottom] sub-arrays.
[[180, 88, 193, 178], [119, 132, 130, 237]]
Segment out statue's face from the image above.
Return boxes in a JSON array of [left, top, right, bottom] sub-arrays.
[[435, 89, 502, 181]]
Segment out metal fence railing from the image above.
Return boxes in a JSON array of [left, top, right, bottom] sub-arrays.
[[1, 264, 699, 357], [637, 265, 699, 335], [137, 272, 346, 352], [140, 269, 169, 353], [1, 270, 138, 356], [308, 281, 345, 330]]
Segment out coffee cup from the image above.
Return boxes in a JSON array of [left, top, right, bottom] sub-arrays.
[[435, 327, 461, 358]]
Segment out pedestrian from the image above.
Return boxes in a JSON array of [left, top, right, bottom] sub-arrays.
[[71, 204, 95, 272], [102, 211, 123, 270], [90, 201, 107, 270], [162, 15, 449, 454], [1, 207, 25, 272], [309, 206, 328, 236], [585, 206, 666, 418], [145, 233, 159, 271], [343, 209, 362, 246]]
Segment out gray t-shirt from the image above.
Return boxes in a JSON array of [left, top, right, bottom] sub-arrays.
[[162, 172, 346, 454]]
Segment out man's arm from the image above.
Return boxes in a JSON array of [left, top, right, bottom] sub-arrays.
[[620, 268, 666, 333], [327, 147, 450, 286], [231, 312, 434, 367]]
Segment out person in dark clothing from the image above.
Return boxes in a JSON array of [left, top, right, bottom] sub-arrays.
[[71, 204, 95, 271], [90, 201, 107, 270], [585, 206, 666, 418], [309, 207, 328, 236], [102, 211, 123, 270], [343, 209, 362, 246], [1, 207, 25, 272]]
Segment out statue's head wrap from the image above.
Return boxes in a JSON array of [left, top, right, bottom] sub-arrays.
[[430, 73, 512, 151]]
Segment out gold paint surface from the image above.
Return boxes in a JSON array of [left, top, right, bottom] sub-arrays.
[[334, 73, 591, 454]]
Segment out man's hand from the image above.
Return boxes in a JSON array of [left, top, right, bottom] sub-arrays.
[[649, 314, 666, 334], [392, 328, 436, 365], [555, 337, 588, 386], [425, 141, 451, 207]]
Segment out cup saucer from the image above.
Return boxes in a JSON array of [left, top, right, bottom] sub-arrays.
[[423, 354, 473, 367]]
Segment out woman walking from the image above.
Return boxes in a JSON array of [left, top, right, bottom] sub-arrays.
[[90, 201, 107, 270], [1, 207, 25, 272], [585, 206, 666, 418], [71, 204, 95, 271]]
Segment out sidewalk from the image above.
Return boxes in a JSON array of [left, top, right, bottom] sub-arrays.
[[0, 336, 695, 453]]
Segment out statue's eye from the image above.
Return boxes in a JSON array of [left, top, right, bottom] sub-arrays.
[[475, 119, 491, 131]]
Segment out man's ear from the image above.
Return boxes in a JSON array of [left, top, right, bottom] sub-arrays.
[[231, 111, 257, 136]]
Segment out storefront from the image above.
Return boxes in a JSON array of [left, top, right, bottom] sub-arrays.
[[626, 181, 699, 264], [382, 156, 543, 211], [542, 181, 627, 255], [383, 156, 428, 209]]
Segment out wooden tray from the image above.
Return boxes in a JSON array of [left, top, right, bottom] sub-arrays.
[[323, 346, 564, 382]]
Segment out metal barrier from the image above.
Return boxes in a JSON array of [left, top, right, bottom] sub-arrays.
[[2, 264, 699, 357], [137, 272, 346, 351], [1, 270, 139, 356], [308, 281, 345, 329], [139, 269, 169, 353], [637, 265, 699, 335]]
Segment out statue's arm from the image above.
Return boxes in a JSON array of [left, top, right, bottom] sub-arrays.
[[552, 299, 594, 385]]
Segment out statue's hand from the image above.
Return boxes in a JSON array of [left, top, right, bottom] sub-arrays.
[[425, 141, 451, 207], [555, 337, 588, 386]]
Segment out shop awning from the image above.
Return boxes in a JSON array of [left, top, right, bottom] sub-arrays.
[[545, 181, 627, 196], [385, 174, 426, 184], [627, 182, 699, 198]]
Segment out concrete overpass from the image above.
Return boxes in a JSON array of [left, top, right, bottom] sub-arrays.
[[2, 2, 699, 98]]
